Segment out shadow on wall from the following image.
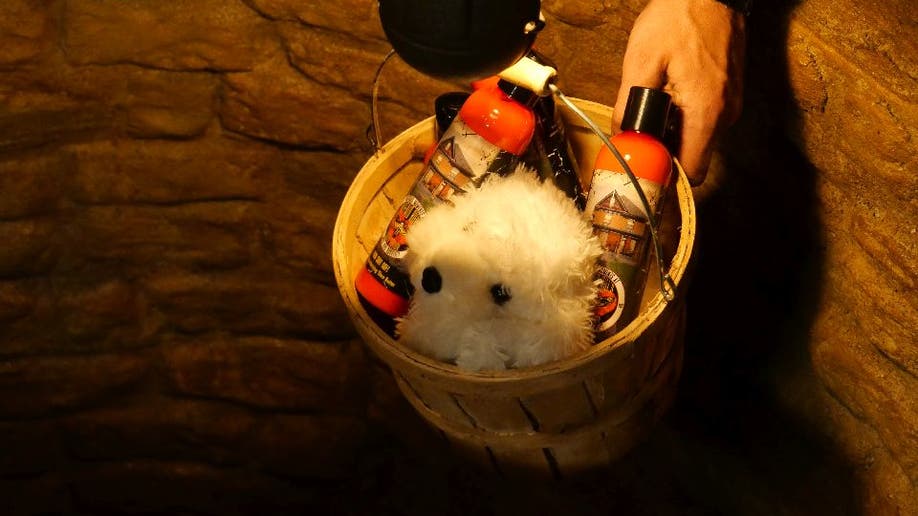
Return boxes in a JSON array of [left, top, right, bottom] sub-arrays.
[[672, 0, 861, 513]]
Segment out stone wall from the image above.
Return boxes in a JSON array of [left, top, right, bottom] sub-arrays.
[[771, 1, 916, 512], [0, 0, 914, 515]]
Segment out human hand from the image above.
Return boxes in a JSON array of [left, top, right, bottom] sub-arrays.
[[613, 0, 746, 185]]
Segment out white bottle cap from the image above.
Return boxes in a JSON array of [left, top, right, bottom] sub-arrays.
[[498, 56, 557, 97]]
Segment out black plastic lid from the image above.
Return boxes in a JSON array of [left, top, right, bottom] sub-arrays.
[[497, 78, 538, 107], [379, 0, 542, 80], [621, 87, 672, 140]]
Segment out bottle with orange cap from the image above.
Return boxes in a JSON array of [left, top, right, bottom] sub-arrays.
[[355, 74, 542, 334], [585, 86, 674, 340]]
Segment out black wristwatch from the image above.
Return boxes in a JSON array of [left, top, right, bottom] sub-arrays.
[[715, 0, 753, 16]]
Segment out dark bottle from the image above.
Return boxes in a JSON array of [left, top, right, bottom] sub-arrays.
[[532, 93, 586, 210], [584, 87, 674, 340], [434, 91, 471, 139], [356, 78, 540, 334], [520, 50, 586, 210]]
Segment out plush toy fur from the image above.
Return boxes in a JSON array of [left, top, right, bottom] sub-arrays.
[[396, 167, 601, 372]]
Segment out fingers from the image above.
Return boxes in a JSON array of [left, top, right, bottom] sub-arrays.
[[675, 87, 727, 185], [616, 63, 723, 185], [677, 114, 717, 186], [611, 0, 746, 186], [613, 38, 667, 133], [618, 57, 732, 185]]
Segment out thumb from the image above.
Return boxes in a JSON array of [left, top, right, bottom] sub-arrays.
[[613, 44, 667, 133]]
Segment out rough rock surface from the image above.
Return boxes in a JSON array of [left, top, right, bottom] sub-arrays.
[[0, 0, 914, 514]]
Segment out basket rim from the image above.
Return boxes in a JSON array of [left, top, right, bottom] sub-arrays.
[[332, 97, 696, 388]]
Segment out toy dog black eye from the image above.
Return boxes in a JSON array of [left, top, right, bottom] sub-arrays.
[[490, 283, 511, 305], [421, 266, 442, 293]]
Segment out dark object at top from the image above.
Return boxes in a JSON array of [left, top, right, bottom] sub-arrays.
[[379, 0, 543, 79], [621, 87, 672, 141]]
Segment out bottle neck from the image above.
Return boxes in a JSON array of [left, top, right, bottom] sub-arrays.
[[458, 82, 537, 156], [602, 130, 672, 185], [497, 79, 538, 107]]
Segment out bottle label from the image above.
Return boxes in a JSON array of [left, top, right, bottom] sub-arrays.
[[593, 264, 627, 331], [363, 118, 516, 310], [586, 169, 663, 337]]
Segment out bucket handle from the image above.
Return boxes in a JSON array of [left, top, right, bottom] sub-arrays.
[[366, 49, 397, 153]]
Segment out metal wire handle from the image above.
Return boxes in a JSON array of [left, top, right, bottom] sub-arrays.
[[367, 49, 396, 153], [550, 83, 677, 302]]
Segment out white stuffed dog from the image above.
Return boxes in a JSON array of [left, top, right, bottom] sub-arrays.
[[396, 168, 601, 371]]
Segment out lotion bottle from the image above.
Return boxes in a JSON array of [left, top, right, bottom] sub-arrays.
[[584, 86, 673, 339], [356, 76, 541, 334]]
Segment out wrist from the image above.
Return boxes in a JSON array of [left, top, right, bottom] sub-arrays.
[[713, 0, 752, 16]]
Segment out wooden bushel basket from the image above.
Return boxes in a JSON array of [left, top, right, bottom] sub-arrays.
[[333, 99, 696, 479]]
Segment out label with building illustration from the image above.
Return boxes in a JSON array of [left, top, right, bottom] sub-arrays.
[[365, 118, 517, 304], [585, 170, 664, 338]]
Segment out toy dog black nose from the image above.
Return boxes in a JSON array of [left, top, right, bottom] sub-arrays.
[[421, 266, 442, 293], [490, 283, 512, 305]]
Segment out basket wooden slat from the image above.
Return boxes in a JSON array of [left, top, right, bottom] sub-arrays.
[[452, 393, 537, 432], [490, 446, 555, 480], [333, 98, 696, 478], [551, 428, 613, 476], [519, 382, 598, 434]]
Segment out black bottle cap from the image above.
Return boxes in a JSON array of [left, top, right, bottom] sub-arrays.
[[620, 87, 672, 140], [435, 91, 470, 133], [497, 78, 538, 107]]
